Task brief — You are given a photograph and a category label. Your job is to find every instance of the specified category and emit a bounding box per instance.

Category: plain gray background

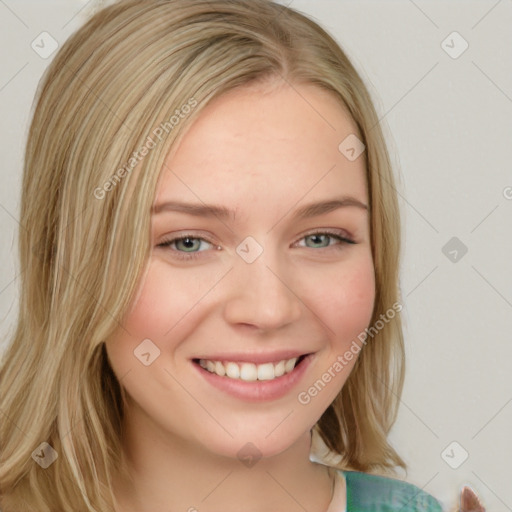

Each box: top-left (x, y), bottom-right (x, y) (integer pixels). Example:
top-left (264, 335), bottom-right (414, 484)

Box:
top-left (1, 1), bottom-right (511, 510)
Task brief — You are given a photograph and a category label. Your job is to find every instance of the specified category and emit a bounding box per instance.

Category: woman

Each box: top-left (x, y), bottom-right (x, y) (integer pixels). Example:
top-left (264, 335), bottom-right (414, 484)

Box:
top-left (0, 1), bottom-right (484, 510)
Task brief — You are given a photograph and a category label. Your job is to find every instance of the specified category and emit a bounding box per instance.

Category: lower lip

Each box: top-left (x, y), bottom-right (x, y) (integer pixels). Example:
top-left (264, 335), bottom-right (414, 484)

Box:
top-left (192, 354), bottom-right (313, 402)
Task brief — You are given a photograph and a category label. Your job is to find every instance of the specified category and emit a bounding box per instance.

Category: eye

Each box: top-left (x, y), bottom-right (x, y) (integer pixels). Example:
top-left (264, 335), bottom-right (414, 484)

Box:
top-left (297, 229), bottom-right (355, 250)
top-left (157, 234), bottom-right (216, 261)
top-left (156, 229), bottom-right (356, 262)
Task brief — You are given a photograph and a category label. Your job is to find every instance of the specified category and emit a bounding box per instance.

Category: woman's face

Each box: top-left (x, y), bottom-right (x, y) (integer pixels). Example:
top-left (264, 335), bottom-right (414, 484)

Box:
top-left (105, 81), bottom-right (375, 459)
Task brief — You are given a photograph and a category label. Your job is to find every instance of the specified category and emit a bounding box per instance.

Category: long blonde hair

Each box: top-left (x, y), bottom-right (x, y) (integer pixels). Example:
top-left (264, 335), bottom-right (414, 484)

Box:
top-left (0, 1), bottom-right (405, 510)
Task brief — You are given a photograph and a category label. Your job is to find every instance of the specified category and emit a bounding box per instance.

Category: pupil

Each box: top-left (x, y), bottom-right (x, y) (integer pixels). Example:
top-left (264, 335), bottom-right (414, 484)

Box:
top-left (310, 235), bottom-right (324, 247)
top-left (182, 238), bottom-right (196, 251)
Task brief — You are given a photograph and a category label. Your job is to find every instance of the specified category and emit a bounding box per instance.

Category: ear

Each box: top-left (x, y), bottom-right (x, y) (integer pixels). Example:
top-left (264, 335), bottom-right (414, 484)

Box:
top-left (460, 486), bottom-right (485, 512)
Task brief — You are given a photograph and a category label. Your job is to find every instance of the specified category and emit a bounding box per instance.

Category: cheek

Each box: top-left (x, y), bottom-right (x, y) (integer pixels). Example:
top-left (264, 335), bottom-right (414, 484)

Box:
top-left (105, 257), bottom-right (230, 376)
top-left (105, 260), bottom-right (189, 367)
top-left (310, 253), bottom-right (375, 343)
top-left (119, 259), bottom-right (210, 337)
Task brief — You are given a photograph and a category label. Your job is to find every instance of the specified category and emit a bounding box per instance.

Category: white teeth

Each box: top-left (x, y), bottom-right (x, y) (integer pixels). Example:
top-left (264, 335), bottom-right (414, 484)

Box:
top-left (284, 357), bottom-right (297, 373)
top-left (198, 356), bottom-right (302, 381)
top-left (225, 362), bottom-right (240, 379)
top-left (214, 361), bottom-right (225, 376)
top-left (257, 363), bottom-right (274, 381)
top-left (274, 360), bottom-right (285, 377)
top-left (240, 363), bottom-right (257, 381)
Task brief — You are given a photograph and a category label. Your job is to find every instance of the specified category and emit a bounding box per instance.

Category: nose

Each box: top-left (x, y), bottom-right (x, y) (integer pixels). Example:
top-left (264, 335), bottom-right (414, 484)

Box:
top-left (222, 245), bottom-right (302, 332)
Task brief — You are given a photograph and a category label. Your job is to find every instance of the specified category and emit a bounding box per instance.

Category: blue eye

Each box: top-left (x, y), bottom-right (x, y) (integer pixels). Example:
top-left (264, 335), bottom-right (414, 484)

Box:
top-left (157, 235), bottom-right (215, 260)
top-left (157, 230), bottom-right (355, 261)
top-left (299, 232), bottom-right (355, 249)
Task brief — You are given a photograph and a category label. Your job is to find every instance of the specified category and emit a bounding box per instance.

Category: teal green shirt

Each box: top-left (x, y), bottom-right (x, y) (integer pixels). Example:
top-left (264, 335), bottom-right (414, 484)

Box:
top-left (343, 470), bottom-right (443, 511)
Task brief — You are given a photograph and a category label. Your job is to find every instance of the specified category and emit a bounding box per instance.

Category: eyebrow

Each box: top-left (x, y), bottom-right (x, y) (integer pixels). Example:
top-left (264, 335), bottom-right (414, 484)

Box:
top-left (152, 197), bottom-right (368, 220)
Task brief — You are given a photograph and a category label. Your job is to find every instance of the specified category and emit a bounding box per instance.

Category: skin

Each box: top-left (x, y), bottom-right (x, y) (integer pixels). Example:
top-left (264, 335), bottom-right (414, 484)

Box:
top-left (106, 79), bottom-right (375, 512)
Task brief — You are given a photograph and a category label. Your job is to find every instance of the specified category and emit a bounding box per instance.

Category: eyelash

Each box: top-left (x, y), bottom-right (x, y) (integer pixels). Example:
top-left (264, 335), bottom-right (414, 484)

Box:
top-left (157, 229), bottom-right (356, 261)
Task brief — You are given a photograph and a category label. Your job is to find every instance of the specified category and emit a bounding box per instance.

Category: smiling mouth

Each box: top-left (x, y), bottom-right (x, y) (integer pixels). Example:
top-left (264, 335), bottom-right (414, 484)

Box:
top-left (192, 355), bottom-right (308, 382)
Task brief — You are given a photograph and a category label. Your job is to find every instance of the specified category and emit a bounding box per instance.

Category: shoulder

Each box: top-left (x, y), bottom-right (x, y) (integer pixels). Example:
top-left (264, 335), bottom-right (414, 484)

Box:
top-left (342, 470), bottom-right (443, 511)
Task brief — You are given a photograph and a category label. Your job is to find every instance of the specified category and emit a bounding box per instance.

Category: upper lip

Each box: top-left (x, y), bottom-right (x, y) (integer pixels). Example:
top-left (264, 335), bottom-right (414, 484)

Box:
top-left (193, 350), bottom-right (310, 365)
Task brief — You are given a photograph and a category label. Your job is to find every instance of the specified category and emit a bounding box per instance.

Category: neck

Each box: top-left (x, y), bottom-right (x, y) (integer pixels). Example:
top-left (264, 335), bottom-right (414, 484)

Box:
top-left (112, 401), bottom-right (334, 512)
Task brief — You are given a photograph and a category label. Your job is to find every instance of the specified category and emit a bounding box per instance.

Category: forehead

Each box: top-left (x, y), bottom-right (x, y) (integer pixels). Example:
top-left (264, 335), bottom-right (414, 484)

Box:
top-left (155, 82), bottom-right (367, 218)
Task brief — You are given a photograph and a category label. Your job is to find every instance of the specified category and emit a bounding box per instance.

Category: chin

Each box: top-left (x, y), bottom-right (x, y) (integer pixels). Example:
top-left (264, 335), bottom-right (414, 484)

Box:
top-left (195, 417), bottom-right (314, 464)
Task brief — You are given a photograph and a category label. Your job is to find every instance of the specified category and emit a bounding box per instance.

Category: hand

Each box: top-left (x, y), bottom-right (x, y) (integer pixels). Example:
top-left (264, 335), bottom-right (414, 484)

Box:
top-left (459, 485), bottom-right (485, 512)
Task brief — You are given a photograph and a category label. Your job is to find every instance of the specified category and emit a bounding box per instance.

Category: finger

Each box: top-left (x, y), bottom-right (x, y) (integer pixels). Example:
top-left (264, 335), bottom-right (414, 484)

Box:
top-left (460, 486), bottom-right (485, 512)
